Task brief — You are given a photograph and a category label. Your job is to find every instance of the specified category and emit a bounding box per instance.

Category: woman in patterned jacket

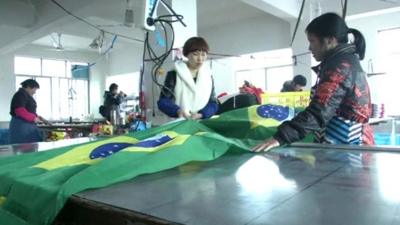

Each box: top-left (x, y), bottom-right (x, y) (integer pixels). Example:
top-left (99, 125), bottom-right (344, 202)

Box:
top-left (253, 12), bottom-right (374, 152)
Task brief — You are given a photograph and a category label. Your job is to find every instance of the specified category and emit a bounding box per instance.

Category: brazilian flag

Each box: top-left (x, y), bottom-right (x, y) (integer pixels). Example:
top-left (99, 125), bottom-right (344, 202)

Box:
top-left (0, 104), bottom-right (293, 225)
top-left (202, 105), bottom-right (313, 144)
top-left (202, 105), bottom-right (292, 144)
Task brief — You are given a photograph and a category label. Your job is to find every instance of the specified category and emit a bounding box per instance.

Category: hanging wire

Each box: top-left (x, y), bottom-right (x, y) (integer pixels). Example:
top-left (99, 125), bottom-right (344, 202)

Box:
top-left (70, 35), bottom-right (118, 74)
top-left (342, 0), bottom-right (348, 19)
top-left (160, 0), bottom-right (186, 27)
top-left (138, 0), bottom-right (187, 117)
top-left (51, 0), bottom-right (144, 43)
top-left (290, 0), bottom-right (307, 46)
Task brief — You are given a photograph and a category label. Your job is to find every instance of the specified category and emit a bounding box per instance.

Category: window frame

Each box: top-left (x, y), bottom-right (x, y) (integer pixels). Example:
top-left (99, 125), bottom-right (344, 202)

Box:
top-left (14, 56), bottom-right (90, 120)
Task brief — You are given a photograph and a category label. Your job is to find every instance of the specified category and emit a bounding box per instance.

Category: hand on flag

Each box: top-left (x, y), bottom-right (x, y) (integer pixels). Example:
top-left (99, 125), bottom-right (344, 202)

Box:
top-left (251, 137), bottom-right (280, 152)
top-left (177, 109), bottom-right (191, 119)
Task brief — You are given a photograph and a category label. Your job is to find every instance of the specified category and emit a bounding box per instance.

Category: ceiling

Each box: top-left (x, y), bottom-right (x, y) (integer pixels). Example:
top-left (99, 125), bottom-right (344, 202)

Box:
top-left (197, 0), bottom-right (267, 29)
top-left (1, 0), bottom-right (400, 54)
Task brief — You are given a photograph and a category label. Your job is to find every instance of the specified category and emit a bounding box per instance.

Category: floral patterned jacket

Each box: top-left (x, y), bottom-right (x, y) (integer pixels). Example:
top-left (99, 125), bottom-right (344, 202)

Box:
top-left (274, 44), bottom-right (374, 145)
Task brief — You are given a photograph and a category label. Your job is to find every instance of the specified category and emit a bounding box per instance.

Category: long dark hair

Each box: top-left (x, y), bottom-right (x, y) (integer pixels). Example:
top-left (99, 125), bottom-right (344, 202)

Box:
top-left (306, 12), bottom-right (366, 60)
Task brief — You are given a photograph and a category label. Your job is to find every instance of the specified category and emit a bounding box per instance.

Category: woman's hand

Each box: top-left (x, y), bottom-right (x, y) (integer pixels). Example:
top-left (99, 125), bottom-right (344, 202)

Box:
top-left (38, 116), bottom-right (52, 126)
top-left (119, 91), bottom-right (127, 97)
top-left (190, 112), bottom-right (203, 120)
top-left (177, 109), bottom-right (190, 119)
top-left (34, 117), bottom-right (43, 124)
top-left (251, 138), bottom-right (280, 152)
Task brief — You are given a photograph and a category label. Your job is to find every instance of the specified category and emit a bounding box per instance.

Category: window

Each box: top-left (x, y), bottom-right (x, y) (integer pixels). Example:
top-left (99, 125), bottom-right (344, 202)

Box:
top-left (233, 48), bottom-right (294, 92)
top-left (15, 75), bottom-right (32, 88)
top-left (42, 59), bottom-right (66, 77)
top-left (14, 57), bottom-right (41, 75)
top-left (373, 27), bottom-right (400, 115)
top-left (266, 66), bottom-right (293, 92)
top-left (14, 56), bottom-right (89, 120)
top-left (235, 69), bottom-right (266, 90)
top-left (35, 77), bottom-right (52, 119)
top-left (106, 72), bottom-right (140, 96)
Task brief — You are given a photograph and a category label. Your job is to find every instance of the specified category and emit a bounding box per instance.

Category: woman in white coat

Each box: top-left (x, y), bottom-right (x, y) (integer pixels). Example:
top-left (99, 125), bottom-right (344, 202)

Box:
top-left (158, 37), bottom-right (218, 120)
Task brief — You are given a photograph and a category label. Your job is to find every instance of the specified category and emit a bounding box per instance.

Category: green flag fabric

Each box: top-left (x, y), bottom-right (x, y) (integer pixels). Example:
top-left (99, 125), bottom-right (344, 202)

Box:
top-left (201, 105), bottom-right (282, 144)
top-left (0, 104), bottom-right (296, 225)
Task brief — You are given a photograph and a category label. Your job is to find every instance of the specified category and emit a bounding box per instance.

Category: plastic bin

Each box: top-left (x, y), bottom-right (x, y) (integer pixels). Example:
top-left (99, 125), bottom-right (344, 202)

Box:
top-left (374, 133), bottom-right (400, 145)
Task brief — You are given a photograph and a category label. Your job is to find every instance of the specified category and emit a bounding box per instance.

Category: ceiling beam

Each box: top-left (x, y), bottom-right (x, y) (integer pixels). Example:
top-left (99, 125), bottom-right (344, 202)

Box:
top-left (0, 0), bottom-right (37, 27)
top-left (0, 0), bottom-right (101, 55)
top-left (241, 0), bottom-right (301, 21)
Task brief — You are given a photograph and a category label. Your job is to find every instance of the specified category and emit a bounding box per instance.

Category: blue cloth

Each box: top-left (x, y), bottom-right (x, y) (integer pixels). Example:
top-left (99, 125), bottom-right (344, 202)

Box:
top-left (157, 97), bottom-right (180, 118)
top-left (9, 116), bottom-right (43, 144)
top-left (198, 101), bottom-right (218, 119)
top-left (89, 134), bottom-right (174, 159)
top-left (256, 104), bottom-right (294, 121)
top-left (130, 120), bottom-right (147, 132)
top-left (157, 98), bottom-right (218, 119)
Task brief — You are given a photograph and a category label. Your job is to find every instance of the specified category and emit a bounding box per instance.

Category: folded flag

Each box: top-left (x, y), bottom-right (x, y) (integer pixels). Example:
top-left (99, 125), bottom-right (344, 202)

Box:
top-left (315, 116), bottom-right (363, 144)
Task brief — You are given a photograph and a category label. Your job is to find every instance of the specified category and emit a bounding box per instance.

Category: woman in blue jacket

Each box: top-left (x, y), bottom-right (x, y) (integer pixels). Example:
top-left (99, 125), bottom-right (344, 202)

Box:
top-left (158, 37), bottom-right (218, 120)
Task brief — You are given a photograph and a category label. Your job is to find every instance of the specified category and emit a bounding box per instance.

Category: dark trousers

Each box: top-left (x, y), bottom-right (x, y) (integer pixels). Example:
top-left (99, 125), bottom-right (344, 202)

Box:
top-left (9, 116), bottom-right (43, 144)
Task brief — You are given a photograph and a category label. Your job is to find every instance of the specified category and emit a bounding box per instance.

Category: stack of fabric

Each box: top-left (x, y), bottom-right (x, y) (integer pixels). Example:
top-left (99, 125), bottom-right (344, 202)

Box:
top-left (325, 116), bottom-right (363, 144)
top-left (371, 103), bottom-right (385, 118)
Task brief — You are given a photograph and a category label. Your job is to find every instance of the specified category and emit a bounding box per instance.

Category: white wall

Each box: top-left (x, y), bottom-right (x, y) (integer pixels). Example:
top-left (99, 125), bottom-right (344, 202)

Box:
top-left (291, 18), bottom-right (313, 90)
top-left (211, 58), bottom-right (236, 95)
top-left (347, 11), bottom-right (400, 73)
top-left (0, 53), bottom-right (16, 122)
top-left (199, 14), bottom-right (291, 94)
top-left (106, 44), bottom-right (143, 100)
top-left (108, 44), bottom-right (143, 76)
top-left (90, 57), bottom-right (108, 118)
top-left (348, 11), bottom-right (400, 112)
top-left (172, 0), bottom-right (197, 48)
top-left (200, 14), bottom-right (290, 56)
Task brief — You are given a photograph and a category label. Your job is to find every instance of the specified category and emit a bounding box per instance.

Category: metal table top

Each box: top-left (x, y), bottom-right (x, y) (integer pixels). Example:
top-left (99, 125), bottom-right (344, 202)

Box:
top-left (0, 137), bottom-right (97, 158)
top-left (73, 144), bottom-right (400, 225)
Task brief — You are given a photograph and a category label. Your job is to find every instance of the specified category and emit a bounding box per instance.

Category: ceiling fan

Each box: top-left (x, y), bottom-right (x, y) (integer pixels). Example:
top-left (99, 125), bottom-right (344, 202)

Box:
top-left (47, 33), bottom-right (80, 52)
top-left (50, 33), bottom-right (64, 51)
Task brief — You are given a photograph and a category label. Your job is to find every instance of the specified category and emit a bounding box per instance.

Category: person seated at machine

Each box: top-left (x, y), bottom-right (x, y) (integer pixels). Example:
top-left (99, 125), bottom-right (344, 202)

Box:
top-left (99, 83), bottom-right (126, 122)
top-left (281, 74), bottom-right (307, 92)
top-left (217, 81), bottom-right (263, 114)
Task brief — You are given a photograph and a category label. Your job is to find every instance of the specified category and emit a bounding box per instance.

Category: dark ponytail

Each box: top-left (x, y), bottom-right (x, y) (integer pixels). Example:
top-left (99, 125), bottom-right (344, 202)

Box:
top-left (306, 12), bottom-right (367, 60)
top-left (348, 28), bottom-right (366, 60)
